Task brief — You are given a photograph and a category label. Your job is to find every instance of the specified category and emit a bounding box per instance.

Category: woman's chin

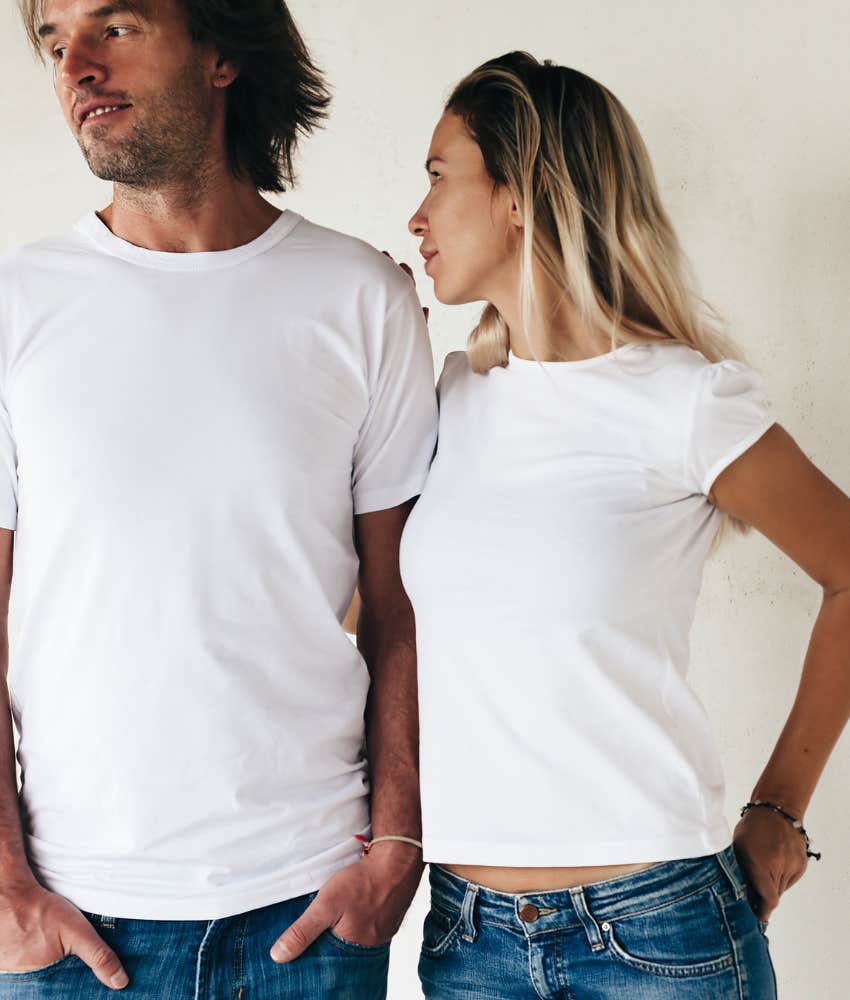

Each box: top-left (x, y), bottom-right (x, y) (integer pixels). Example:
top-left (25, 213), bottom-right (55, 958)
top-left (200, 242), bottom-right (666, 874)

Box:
top-left (432, 280), bottom-right (474, 306)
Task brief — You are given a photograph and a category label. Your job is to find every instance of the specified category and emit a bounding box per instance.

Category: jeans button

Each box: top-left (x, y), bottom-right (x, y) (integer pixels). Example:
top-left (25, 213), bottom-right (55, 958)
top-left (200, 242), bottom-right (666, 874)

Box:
top-left (519, 903), bottom-right (540, 923)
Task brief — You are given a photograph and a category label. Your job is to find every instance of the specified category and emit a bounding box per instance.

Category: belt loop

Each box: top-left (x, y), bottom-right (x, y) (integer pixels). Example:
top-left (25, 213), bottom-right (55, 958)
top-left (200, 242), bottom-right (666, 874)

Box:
top-left (716, 846), bottom-right (745, 899)
top-left (569, 886), bottom-right (605, 952)
top-left (459, 882), bottom-right (479, 943)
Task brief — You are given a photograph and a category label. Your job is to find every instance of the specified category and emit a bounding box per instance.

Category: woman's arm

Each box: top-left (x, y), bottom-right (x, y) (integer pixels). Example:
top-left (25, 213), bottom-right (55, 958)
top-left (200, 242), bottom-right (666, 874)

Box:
top-left (709, 422), bottom-right (850, 920)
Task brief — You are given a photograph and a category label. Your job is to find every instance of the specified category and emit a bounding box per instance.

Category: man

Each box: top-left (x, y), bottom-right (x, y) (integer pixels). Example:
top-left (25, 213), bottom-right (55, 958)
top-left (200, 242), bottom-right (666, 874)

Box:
top-left (0, 1), bottom-right (437, 996)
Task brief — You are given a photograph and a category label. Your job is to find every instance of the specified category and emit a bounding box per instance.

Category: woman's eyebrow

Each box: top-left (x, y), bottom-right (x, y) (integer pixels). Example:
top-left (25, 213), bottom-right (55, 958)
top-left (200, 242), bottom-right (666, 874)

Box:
top-left (38, 1), bottom-right (148, 41)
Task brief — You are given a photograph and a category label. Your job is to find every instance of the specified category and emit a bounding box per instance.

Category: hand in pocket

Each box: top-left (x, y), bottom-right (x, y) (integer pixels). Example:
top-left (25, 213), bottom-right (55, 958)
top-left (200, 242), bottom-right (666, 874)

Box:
top-left (0, 882), bottom-right (129, 990)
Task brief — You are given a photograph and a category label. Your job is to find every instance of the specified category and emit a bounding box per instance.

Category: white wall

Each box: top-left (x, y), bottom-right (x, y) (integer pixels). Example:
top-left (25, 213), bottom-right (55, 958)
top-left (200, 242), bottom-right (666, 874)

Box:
top-left (2, 1), bottom-right (849, 997)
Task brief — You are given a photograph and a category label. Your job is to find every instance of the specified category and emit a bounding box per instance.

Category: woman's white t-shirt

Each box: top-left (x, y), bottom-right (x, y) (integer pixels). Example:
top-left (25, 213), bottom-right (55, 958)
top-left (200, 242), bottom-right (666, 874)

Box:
top-left (400, 341), bottom-right (776, 866)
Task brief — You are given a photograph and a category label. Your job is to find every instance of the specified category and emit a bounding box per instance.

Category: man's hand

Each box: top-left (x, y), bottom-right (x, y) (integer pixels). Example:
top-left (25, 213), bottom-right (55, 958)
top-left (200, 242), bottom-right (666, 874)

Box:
top-left (0, 881), bottom-right (129, 989)
top-left (269, 844), bottom-right (423, 962)
top-left (732, 807), bottom-right (809, 922)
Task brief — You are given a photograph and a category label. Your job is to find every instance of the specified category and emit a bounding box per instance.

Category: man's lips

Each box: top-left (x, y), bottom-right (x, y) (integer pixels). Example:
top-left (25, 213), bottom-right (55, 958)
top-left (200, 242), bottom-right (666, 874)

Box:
top-left (76, 101), bottom-right (133, 126)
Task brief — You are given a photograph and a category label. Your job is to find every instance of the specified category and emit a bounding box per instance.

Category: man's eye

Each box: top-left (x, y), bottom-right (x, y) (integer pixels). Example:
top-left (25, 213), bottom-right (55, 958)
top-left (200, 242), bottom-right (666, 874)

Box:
top-left (51, 26), bottom-right (131, 60)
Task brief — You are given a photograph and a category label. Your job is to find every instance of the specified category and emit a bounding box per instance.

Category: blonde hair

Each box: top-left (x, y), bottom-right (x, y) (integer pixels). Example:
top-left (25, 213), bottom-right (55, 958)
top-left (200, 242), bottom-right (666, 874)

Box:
top-left (447, 52), bottom-right (752, 542)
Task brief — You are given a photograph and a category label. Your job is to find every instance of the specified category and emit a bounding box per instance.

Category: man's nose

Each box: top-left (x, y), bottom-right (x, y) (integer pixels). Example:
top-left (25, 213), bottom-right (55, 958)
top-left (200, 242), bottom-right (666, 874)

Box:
top-left (59, 44), bottom-right (107, 90)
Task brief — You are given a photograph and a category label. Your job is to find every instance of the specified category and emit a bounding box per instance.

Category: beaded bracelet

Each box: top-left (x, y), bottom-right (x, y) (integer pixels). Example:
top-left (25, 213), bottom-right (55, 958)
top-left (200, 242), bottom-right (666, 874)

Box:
top-left (354, 834), bottom-right (423, 857)
top-left (740, 800), bottom-right (822, 860)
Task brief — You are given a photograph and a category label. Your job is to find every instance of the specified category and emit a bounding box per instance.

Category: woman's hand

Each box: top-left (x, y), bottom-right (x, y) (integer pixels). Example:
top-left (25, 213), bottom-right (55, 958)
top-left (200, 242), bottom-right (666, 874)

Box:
top-left (732, 806), bottom-right (809, 922)
top-left (382, 251), bottom-right (430, 322)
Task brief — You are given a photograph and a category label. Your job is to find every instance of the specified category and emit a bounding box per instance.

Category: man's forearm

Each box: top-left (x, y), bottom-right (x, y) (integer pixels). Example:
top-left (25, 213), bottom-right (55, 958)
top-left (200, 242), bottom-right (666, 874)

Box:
top-left (359, 601), bottom-right (422, 841)
top-left (0, 635), bottom-right (38, 895)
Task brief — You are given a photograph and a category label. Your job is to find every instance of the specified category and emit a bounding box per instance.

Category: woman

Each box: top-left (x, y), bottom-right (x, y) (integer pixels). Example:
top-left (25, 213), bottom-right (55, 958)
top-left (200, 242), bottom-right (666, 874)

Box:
top-left (399, 52), bottom-right (850, 999)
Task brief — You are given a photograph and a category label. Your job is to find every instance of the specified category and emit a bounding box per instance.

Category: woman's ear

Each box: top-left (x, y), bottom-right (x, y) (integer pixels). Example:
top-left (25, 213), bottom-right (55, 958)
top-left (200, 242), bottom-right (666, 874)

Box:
top-left (506, 188), bottom-right (524, 230)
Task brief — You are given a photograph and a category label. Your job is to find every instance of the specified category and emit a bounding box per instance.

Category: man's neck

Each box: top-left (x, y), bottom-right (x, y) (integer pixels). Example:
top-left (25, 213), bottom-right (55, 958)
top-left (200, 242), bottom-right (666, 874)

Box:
top-left (97, 175), bottom-right (283, 254)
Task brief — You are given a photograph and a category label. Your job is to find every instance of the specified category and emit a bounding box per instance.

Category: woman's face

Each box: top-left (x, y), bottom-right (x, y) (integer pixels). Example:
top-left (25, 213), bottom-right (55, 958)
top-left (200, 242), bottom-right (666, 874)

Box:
top-left (408, 111), bottom-right (520, 306)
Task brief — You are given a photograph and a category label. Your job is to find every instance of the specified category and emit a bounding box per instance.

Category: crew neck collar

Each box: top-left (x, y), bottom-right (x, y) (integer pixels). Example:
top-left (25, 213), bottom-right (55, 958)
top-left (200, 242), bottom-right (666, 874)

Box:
top-left (507, 342), bottom-right (643, 369)
top-left (74, 209), bottom-right (302, 271)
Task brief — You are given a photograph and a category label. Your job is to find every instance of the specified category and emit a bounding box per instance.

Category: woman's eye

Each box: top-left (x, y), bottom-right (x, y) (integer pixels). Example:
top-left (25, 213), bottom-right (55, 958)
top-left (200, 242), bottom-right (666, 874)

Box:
top-left (429, 171), bottom-right (442, 183)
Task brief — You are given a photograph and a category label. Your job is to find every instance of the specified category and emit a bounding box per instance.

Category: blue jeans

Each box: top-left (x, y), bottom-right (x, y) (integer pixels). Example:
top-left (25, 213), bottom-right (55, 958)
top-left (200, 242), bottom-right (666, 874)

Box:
top-left (0, 891), bottom-right (388, 998)
top-left (419, 844), bottom-right (777, 999)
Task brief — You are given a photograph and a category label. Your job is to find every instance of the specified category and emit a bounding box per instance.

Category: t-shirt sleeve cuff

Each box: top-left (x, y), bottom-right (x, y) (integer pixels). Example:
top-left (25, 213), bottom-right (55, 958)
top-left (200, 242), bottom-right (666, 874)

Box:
top-left (353, 474), bottom-right (429, 516)
top-left (699, 417), bottom-right (777, 496)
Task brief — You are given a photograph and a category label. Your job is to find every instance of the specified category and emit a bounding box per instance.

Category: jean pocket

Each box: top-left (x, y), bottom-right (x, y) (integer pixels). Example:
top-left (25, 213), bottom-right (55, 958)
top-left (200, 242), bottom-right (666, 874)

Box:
top-left (0, 954), bottom-right (83, 980)
top-left (324, 928), bottom-right (390, 956)
top-left (603, 884), bottom-right (736, 979)
top-left (420, 902), bottom-right (463, 958)
top-left (722, 856), bottom-right (770, 933)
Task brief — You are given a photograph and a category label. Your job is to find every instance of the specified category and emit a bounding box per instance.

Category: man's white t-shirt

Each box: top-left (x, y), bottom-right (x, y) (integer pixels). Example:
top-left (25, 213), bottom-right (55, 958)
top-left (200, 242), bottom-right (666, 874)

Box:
top-left (0, 209), bottom-right (438, 919)
top-left (400, 342), bottom-right (776, 866)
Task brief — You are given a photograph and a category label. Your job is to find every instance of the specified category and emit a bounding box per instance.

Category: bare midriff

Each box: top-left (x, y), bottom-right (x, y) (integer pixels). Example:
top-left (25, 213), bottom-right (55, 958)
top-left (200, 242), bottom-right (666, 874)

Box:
top-left (440, 861), bottom-right (659, 893)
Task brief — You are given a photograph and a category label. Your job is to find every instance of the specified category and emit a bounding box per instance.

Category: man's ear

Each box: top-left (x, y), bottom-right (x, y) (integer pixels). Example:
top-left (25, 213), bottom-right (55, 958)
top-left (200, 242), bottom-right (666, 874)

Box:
top-left (212, 55), bottom-right (241, 88)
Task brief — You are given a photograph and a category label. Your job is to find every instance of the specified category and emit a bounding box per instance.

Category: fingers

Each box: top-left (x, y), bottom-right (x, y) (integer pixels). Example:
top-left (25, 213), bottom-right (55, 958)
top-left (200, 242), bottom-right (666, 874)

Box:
top-left (380, 252), bottom-right (430, 326)
top-left (69, 919), bottom-right (129, 990)
top-left (270, 896), bottom-right (336, 963)
top-left (754, 882), bottom-right (780, 922)
top-left (381, 250), bottom-right (416, 285)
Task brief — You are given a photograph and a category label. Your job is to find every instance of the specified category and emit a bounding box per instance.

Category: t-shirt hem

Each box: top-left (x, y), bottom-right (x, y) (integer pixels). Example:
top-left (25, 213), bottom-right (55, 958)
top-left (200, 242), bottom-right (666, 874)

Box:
top-left (353, 474), bottom-right (428, 515)
top-left (700, 418), bottom-right (777, 496)
top-left (37, 852), bottom-right (361, 921)
top-left (423, 823), bottom-right (732, 867)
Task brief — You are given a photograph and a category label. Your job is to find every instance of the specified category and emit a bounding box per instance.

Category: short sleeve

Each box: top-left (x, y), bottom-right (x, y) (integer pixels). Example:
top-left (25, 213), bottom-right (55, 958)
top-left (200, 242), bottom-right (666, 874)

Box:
top-left (435, 350), bottom-right (466, 404)
top-left (682, 358), bottom-right (776, 497)
top-left (0, 395), bottom-right (18, 530)
top-left (352, 284), bottom-right (438, 515)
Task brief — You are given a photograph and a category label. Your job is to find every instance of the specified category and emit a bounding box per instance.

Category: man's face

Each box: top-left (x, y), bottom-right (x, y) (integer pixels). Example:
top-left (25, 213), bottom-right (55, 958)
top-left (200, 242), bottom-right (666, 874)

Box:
top-left (39, 0), bottom-right (223, 186)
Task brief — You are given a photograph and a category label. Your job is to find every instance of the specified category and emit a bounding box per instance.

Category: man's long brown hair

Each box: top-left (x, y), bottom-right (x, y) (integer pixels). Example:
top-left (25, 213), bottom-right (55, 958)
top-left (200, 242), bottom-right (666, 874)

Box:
top-left (18, 0), bottom-right (331, 193)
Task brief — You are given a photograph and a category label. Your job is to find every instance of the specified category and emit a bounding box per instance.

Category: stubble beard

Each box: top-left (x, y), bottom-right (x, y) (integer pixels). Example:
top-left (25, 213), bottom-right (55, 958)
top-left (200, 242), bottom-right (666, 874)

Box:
top-left (78, 60), bottom-right (215, 189)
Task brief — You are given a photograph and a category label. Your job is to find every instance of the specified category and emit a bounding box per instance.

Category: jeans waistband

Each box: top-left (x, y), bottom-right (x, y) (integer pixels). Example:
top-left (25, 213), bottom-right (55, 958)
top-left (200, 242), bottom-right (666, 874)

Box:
top-left (429, 844), bottom-right (746, 947)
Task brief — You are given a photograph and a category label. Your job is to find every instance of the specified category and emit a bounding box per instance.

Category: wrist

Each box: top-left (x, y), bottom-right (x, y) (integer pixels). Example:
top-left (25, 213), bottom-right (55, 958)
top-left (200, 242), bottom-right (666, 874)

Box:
top-left (357, 835), bottom-right (423, 870)
top-left (0, 869), bottom-right (40, 903)
top-left (740, 799), bottom-right (822, 860)
top-left (749, 789), bottom-right (807, 820)
top-left (356, 833), bottom-right (422, 853)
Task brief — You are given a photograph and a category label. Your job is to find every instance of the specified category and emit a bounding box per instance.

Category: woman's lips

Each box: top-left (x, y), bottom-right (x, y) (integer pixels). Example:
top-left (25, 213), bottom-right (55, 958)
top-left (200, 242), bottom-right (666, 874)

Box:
top-left (423, 252), bottom-right (439, 274)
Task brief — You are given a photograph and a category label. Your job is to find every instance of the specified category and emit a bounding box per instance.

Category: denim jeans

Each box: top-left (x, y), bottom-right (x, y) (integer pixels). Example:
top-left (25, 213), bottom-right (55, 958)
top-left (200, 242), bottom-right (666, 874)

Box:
top-left (0, 890), bottom-right (388, 999)
top-left (419, 844), bottom-right (777, 999)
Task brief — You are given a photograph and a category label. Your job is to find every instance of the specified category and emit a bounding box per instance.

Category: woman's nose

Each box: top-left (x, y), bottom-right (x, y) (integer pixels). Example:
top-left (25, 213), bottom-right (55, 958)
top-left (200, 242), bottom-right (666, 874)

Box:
top-left (408, 206), bottom-right (428, 237)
